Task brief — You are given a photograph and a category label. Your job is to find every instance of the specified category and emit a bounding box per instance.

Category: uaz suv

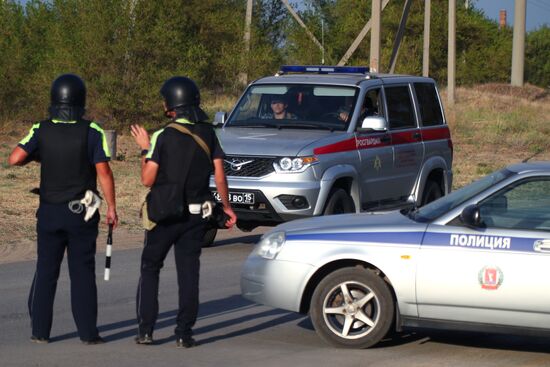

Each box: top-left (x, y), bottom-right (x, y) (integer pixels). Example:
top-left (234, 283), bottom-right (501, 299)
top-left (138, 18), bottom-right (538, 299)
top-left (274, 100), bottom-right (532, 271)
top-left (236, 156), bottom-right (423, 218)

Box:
top-left (211, 65), bottom-right (453, 233)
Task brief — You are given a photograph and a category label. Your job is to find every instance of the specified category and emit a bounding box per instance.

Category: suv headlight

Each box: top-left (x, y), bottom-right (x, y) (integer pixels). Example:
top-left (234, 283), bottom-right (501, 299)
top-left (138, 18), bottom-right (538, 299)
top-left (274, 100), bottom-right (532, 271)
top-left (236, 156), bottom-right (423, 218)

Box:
top-left (274, 156), bottom-right (318, 173)
top-left (257, 232), bottom-right (286, 259)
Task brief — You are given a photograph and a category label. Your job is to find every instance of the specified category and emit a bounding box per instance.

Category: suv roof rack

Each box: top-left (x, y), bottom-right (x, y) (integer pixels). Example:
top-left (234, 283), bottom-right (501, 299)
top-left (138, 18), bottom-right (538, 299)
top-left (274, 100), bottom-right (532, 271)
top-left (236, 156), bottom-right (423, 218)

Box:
top-left (277, 65), bottom-right (369, 75)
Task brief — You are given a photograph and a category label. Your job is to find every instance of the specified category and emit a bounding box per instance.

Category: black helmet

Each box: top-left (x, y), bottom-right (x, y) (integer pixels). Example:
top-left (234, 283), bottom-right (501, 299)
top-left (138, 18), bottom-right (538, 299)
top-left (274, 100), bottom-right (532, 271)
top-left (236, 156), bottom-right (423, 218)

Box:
top-left (160, 76), bottom-right (201, 110)
top-left (50, 74), bottom-right (86, 107)
top-left (160, 76), bottom-right (208, 122)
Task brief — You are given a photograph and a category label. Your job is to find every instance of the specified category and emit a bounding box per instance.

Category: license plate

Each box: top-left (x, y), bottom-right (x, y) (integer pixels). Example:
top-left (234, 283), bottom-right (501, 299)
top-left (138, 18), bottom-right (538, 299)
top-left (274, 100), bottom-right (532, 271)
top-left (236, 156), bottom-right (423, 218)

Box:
top-left (213, 191), bottom-right (255, 205)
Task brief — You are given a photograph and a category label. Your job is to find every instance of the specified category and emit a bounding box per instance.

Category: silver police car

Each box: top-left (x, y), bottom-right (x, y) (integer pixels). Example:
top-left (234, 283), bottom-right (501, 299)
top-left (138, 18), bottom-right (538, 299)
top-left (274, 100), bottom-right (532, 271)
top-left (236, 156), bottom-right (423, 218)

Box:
top-left (241, 162), bottom-right (550, 348)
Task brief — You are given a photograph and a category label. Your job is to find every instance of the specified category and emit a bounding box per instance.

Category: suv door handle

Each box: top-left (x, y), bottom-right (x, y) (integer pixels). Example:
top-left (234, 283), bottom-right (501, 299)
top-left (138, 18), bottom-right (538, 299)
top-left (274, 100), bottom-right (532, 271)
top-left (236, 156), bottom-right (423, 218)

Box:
top-left (413, 132), bottom-right (422, 140)
top-left (534, 240), bottom-right (550, 252)
top-left (381, 135), bottom-right (391, 143)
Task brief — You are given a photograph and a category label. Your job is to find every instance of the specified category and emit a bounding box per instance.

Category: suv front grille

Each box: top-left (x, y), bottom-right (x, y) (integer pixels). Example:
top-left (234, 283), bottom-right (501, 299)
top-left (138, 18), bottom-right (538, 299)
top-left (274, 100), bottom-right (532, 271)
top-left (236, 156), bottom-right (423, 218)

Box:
top-left (223, 156), bottom-right (276, 177)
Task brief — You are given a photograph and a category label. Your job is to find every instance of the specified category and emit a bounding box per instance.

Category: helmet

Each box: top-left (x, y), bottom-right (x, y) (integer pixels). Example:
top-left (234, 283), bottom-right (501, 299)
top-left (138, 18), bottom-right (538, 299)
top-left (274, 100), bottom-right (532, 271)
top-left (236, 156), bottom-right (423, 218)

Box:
top-left (50, 74), bottom-right (86, 107)
top-left (160, 76), bottom-right (201, 110)
top-left (160, 76), bottom-right (208, 123)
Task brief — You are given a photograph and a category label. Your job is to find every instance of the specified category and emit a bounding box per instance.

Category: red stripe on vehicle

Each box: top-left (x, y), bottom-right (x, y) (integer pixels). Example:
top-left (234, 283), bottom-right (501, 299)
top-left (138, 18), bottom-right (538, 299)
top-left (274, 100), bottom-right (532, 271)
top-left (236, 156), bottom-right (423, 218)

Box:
top-left (390, 129), bottom-right (421, 145)
top-left (421, 126), bottom-right (451, 141)
top-left (313, 138), bottom-right (357, 155)
top-left (314, 134), bottom-right (392, 155)
top-left (313, 126), bottom-right (451, 155)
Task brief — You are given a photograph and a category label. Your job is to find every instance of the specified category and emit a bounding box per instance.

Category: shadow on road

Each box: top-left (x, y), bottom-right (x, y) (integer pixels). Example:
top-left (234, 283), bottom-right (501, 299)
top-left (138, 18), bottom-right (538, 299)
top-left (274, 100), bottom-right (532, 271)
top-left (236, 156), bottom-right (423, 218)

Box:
top-left (49, 294), bottom-right (302, 345)
top-left (416, 329), bottom-right (550, 354)
top-left (211, 234), bottom-right (262, 248)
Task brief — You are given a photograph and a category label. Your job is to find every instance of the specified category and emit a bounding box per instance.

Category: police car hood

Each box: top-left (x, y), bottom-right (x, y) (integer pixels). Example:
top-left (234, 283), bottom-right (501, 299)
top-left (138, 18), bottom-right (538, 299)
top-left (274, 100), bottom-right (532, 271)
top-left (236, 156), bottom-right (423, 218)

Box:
top-left (270, 210), bottom-right (428, 237)
top-left (217, 127), bottom-right (333, 156)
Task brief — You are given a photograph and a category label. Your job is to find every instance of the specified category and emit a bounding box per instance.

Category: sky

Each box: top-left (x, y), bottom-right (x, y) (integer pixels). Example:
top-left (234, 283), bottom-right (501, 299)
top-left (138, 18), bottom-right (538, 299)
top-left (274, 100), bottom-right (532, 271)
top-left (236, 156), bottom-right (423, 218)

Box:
top-left (472, 0), bottom-right (549, 31)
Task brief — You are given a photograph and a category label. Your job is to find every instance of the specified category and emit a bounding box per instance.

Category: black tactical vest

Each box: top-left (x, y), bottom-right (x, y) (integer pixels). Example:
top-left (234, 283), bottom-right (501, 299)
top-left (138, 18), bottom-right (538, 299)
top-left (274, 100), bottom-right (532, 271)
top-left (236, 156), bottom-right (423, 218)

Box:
top-left (38, 119), bottom-right (97, 204)
top-left (152, 123), bottom-right (214, 205)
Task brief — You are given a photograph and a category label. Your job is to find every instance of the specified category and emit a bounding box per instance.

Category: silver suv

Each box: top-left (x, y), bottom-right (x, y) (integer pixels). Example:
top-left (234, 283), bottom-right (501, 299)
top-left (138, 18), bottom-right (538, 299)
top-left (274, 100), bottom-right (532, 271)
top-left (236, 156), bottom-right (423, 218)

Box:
top-left (211, 65), bottom-right (453, 231)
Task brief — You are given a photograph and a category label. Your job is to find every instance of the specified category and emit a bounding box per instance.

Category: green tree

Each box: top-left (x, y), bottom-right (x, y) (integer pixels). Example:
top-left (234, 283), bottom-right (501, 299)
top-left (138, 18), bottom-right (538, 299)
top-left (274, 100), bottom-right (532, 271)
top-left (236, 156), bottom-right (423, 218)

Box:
top-left (526, 26), bottom-right (550, 88)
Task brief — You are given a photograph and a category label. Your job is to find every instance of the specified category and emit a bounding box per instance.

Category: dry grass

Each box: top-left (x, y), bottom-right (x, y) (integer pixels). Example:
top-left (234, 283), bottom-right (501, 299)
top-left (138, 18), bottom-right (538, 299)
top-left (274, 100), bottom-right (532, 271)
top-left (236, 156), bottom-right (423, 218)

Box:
top-left (442, 84), bottom-right (550, 187)
top-left (1, 84), bottom-right (549, 248)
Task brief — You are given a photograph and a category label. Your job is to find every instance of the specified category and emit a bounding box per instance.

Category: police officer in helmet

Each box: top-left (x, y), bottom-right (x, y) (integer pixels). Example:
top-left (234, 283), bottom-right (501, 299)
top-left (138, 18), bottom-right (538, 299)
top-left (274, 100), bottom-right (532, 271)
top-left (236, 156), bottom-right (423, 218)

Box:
top-left (131, 76), bottom-right (236, 347)
top-left (8, 73), bottom-right (118, 344)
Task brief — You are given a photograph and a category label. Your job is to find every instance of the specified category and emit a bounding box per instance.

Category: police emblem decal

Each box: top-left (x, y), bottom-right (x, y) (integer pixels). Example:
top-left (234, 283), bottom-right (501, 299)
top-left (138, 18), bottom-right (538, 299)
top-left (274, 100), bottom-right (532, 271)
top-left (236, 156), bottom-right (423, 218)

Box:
top-left (373, 155), bottom-right (382, 171)
top-left (478, 266), bottom-right (504, 290)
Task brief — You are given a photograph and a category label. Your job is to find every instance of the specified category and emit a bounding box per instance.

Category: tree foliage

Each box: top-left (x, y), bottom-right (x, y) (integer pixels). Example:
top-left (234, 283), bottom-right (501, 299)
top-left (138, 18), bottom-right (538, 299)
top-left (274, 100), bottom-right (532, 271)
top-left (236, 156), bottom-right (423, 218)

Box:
top-left (0, 0), bottom-right (548, 126)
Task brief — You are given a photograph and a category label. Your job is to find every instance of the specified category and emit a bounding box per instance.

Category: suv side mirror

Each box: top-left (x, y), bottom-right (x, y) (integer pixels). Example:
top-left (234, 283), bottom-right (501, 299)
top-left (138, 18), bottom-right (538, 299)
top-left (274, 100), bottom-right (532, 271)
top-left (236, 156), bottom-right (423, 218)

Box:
top-left (358, 116), bottom-right (388, 132)
top-left (460, 204), bottom-right (483, 228)
top-left (214, 111), bottom-right (227, 127)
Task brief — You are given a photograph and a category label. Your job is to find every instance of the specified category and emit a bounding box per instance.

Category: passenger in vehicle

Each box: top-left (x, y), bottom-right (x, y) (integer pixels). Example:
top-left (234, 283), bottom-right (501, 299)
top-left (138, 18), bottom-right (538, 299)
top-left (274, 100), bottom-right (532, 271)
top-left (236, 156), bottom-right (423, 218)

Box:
top-left (340, 97), bottom-right (377, 123)
top-left (262, 95), bottom-right (298, 120)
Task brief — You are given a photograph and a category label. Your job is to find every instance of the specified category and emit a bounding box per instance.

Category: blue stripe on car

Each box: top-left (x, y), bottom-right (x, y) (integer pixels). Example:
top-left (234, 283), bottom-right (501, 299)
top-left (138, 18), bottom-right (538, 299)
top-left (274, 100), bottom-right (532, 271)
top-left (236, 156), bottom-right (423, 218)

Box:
top-left (286, 232), bottom-right (424, 245)
top-left (287, 231), bottom-right (541, 253)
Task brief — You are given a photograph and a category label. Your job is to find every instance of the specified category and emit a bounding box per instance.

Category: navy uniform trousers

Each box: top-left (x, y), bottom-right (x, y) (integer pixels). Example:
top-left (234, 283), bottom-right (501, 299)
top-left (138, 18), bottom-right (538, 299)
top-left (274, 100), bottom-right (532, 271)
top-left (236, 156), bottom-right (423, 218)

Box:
top-left (28, 202), bottom-right (100, 341)
top-left (136, 214), bottom-right (206, 338)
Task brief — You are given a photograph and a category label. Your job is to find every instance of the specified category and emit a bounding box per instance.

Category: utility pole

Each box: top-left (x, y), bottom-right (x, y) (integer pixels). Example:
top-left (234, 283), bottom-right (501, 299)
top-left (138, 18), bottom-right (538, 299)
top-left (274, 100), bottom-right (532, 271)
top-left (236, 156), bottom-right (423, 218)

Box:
top-left (423, 0), bottom-right (431, 77)
top-left (239, 0), bottom-right (253, 86)
top-left (337, 0), bottom-right (390, 66)
top-left (281, 0), bottom-right (325, 55)
top-left (447, 0), bottom-right (456, 106)
top-left (511, 0), bottom-right (526, 87)
top-left (448, 0), bottom-right (456, 106)
top-left (370, 0), bottom-right (381, 72)
top-left (389, 0), bottom-right (413, 74)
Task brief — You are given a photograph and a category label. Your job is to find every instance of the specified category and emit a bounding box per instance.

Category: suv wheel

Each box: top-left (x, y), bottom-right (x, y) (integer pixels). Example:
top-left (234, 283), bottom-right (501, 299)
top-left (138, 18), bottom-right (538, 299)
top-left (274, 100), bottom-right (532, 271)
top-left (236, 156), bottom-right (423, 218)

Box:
top-left (202, 226), bottom-right (217, 247)
top-left (237, 221), bottom-right (258, 232)
top-left (323, 188), bottom-right (355, 215)
top-left (310, 267), bottom-right (394, 348)
top-left (421, 180), bottom-right (442, 206)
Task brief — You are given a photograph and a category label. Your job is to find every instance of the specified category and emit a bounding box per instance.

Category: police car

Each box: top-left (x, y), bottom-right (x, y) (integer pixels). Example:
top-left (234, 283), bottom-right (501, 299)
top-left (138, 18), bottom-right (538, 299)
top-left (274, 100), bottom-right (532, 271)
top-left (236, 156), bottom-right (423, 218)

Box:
top-left (240, 162), bottom-right (550, 348)
top-left (211, 65), bottom-right (453, 234)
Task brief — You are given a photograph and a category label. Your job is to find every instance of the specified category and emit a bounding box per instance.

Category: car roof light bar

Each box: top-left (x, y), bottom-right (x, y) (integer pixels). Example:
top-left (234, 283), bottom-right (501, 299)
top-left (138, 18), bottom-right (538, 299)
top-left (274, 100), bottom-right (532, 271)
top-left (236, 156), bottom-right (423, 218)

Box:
top-left (279, 65), bottom-right (369, 75)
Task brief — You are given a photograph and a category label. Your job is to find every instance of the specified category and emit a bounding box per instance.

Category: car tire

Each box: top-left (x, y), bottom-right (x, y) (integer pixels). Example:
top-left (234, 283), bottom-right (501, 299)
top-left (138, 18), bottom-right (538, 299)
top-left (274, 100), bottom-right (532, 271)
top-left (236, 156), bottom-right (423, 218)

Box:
top-left (421, 179), bottom-right (442, 206)
top-left (323, 188), bottom-right (355, 215)
top-left (202, 226), bottom-right (217, 247)
top-left (310, 267), bottom-right (394, 349)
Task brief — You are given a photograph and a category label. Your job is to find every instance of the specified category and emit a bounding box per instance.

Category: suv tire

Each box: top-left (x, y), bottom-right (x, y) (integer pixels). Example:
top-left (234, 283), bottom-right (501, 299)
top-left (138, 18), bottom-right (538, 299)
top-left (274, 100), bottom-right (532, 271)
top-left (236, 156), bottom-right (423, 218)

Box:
top-left (203, 226), bottom-right (217, 247)
top-left (310, 267), bottom-right (394, 348)
top-left (323, 188), bottom-right (355, 215)
top-left (421, 179), bottom-right (442, 206)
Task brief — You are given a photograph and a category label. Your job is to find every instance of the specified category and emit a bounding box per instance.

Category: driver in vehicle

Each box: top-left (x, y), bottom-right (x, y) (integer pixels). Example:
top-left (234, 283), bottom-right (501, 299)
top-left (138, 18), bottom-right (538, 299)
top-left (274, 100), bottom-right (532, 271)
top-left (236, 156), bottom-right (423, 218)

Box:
top-left (261, 95), bottom-right (297, 120)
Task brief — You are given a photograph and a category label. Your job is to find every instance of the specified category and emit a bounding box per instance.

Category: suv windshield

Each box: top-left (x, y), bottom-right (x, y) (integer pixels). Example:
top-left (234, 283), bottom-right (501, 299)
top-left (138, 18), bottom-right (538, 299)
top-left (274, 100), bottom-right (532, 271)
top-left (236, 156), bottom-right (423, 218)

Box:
top-left (409, 169), bottom-right (514, 222)
top-left (226, 84), bottom-right (359, 131)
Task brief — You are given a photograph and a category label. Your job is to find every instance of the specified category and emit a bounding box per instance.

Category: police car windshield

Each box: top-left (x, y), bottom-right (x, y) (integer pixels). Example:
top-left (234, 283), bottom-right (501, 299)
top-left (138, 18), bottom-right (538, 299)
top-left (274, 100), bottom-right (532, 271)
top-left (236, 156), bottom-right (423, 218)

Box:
top-left (227, 84), bottom-right (358, 131)
top-left (411, 169), bottom-right (514, 222)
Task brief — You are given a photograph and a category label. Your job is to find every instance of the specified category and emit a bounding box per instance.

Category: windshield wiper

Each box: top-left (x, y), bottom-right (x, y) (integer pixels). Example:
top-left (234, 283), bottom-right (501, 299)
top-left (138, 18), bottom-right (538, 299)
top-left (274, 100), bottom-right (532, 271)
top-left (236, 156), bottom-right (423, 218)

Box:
top-left (275, 123), bottom-right (336, 131)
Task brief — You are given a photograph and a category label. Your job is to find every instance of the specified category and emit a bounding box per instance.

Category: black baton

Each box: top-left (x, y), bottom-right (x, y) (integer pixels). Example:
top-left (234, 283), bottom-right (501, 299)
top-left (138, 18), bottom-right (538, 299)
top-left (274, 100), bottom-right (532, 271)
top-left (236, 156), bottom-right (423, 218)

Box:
top-left (104, 224), bottom-right (113, 281)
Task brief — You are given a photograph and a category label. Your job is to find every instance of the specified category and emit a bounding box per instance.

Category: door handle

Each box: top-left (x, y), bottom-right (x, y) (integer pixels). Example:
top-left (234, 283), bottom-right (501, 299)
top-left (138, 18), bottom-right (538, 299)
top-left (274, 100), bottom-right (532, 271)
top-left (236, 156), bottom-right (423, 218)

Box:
top-left (412, 132), bottom-right (422, 140)
top-left (380, 135), bottom-right (391, 143)
top-left (534, 240), bottom-right (550, 252)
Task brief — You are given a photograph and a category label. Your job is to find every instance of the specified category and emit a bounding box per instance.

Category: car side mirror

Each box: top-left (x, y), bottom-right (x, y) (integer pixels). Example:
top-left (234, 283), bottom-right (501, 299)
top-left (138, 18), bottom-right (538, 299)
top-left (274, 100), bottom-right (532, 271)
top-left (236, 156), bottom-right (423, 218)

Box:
top-left (460, 204), bottom-right (483, 228)
top-left (214, 111), bottom-right (227, 127)
top-left (358, 116), bottom-right (388, 132)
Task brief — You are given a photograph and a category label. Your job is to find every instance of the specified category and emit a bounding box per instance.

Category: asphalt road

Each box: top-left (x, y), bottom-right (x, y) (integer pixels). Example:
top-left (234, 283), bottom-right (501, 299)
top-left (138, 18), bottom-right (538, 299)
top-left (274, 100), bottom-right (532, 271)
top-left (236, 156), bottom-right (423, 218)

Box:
top-left (1, 230), bottom-right (550, 367)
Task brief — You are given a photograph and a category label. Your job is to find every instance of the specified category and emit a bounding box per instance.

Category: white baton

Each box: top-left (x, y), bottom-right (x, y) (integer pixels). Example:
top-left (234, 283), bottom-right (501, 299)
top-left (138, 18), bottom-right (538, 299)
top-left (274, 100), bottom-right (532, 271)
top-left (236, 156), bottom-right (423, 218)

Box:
top-left (104, 224), bottom-right (113, 281)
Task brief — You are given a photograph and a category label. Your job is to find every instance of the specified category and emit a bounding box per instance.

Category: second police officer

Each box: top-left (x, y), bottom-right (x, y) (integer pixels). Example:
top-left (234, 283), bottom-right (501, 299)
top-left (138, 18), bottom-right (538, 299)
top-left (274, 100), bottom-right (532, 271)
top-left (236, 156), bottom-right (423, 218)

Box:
top-left (131, 76), bottom-right (237, 348)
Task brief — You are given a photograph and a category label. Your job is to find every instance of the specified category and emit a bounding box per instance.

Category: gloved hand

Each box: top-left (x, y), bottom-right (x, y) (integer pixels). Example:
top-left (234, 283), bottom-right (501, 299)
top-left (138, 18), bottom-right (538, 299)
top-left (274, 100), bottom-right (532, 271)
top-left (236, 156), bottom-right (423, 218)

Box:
top-left (81, 190), bottom-right (102, 222)
top-left (201, 201), bottom-right (214, 219)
